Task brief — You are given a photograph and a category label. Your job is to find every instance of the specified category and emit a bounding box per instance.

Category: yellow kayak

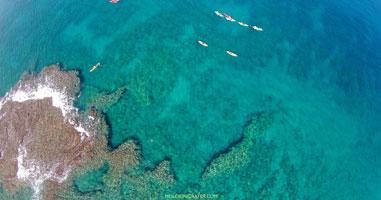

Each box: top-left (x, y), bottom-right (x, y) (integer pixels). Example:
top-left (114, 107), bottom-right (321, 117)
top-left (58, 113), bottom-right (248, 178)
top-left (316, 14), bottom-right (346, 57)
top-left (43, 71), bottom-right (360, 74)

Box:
top-left (90, 62), bottom-right (101, 72)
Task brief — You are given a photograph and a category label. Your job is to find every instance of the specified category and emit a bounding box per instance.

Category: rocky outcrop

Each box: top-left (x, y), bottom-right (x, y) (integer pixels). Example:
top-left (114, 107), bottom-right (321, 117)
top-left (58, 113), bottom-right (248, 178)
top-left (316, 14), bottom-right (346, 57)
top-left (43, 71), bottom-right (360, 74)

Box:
top-left (201, 112), bottom-right (274, 181)
top-left (0, 65), bottom-right (104, 199)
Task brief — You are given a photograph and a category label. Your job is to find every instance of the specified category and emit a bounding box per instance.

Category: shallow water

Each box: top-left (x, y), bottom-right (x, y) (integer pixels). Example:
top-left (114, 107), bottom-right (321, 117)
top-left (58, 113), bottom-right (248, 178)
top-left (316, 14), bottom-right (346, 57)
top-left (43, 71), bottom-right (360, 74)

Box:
top-left (0, 0), bottom-right (381, 199)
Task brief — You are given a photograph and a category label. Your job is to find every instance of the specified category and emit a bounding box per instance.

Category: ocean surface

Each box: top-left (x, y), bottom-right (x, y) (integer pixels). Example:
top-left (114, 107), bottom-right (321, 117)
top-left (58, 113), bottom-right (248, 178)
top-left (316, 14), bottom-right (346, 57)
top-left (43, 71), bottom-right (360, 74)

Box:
top-left (1, 0), bottom-right (381, 199)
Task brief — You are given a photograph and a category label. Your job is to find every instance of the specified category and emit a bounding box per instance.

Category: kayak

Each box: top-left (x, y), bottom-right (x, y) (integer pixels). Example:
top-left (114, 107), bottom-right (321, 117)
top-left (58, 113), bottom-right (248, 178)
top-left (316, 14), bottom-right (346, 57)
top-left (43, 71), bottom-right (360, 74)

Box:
top-left (226, 18), bottom-right (236, 22)
top-left (238, 22), bottom-right (249, 27)
top-left (223, 13), bottom-right (236, 22)
top-left (214, 11), bottom-right (224, 18)
top-left (198, 40), bottom-right (208, 47)
top-left (90, 62), bottom-right (101, 72)
top-left (252, 25), bottom-right (263, 31)
top-left (223, 13), bottom-right (232, 18)
top-left (226, 51), bottom-right (238, 57)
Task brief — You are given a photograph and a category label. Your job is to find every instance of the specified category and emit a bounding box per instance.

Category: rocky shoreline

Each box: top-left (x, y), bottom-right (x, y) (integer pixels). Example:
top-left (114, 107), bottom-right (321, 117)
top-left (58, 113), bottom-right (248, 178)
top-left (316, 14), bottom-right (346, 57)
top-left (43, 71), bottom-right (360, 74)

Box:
top-left (0, 65), bottom-right (176, 200)
top-left (0, 65), bottom-right (103, 199)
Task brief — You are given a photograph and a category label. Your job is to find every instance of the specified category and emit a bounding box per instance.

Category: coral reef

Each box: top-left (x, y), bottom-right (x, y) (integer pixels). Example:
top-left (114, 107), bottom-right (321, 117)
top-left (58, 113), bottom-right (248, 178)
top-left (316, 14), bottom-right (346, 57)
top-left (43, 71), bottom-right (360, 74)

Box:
top-left (75, 163), bottom-right (109, 193)
top-left (243, 112), bottom-right (274, 140)
top-left (128, 45), bottom-right (178, 107)
top-left (104, 43), bottom-right (179, 148)
top-left (87, 86), bottom-right (128, 112)
top-left (119, 161), bottom-right (175, 200)
top-left (56, 140), bottom-right (175, 200)
top-left (201, 112), bottom-right (274, 181)
top-left (150, 160), bottom-right (175, 185)
top-left (198, 117), bottom-right (334, 200)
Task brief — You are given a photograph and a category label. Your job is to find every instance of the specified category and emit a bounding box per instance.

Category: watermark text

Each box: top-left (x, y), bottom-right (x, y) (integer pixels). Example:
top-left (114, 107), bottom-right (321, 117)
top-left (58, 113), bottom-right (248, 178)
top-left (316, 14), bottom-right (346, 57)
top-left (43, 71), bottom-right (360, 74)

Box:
top-left (165, 193), bottom-right (219, 199)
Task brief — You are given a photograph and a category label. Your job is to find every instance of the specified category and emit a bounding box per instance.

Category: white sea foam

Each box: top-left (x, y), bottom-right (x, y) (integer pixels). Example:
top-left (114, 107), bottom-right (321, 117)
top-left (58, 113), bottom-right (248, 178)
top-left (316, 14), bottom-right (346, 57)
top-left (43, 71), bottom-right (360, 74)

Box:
top-left (17, 145), bottom-right (47, 200)
top-left (11, 84), bottom-right (71, 116)
top-left (74, 122), bottom-right (90, 141)
top-left (0, 92), bottom-right (10, 112)
top-left (0, 112), bottom-right (6, 120)
top-left (16, 145), bottom-right (31, 180)
top-left (0, 101), bottom-right (4, 112)
top-left (55, 165), bottom-right (73, 183)
top-left (17, 145), bottom-right (74, 200)
top-left (0, 78), bottom-right (92, 139)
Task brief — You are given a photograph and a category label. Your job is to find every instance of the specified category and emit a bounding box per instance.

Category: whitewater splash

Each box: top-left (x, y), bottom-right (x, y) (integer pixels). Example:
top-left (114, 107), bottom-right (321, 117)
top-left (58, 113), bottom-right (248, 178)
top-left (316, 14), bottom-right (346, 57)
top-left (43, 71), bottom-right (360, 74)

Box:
top-left (0, 75), bottom-right (91, 139)
top-left (17, 145), bottom-right (72, 199)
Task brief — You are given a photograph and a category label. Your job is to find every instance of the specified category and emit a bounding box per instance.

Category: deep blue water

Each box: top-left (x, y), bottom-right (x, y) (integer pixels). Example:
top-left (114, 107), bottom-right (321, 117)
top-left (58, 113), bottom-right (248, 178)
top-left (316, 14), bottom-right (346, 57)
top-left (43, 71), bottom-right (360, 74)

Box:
top-left (0, 0), bottom-right (381, 199)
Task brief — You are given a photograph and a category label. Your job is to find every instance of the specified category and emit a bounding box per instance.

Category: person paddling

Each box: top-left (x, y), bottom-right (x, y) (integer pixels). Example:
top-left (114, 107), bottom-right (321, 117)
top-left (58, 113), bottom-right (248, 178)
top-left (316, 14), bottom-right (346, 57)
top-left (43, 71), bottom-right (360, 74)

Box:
top-left (90, 62), bottom-right (101, 72)
top-left (198, 40), bottom-right (208, 47)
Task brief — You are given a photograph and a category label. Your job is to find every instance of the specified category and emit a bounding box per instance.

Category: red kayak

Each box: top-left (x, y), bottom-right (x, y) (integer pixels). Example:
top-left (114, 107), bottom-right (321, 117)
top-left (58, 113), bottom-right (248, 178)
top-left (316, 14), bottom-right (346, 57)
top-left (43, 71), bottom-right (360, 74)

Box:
top-left (109, 0), bottom-right (119, 3)
top-left (223, 13), bottom-right (231, 18)
top-left (223, 13), bottom-right (236, 22)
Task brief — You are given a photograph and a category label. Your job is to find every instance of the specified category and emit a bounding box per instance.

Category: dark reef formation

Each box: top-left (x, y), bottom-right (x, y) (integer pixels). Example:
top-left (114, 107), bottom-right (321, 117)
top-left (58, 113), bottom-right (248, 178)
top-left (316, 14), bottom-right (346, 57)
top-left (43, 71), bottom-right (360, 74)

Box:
top-left (87, 86), bottom-right (128, 112)
top-left (56, 137), bottom-right (175, 200)
top-left (201, 112), bottom-right (274, 182)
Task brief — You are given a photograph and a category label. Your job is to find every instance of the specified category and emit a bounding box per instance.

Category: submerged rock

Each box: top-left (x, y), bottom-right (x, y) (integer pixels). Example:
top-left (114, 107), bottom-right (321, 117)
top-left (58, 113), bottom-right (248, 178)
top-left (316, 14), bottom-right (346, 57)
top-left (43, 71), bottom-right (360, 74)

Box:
top-left (57, 139), bottom-right (175, 200)
top-left (74, 162), bottom-right (110, 193)
top-left (87, 86), bottom-right (128, 112)
top-left (201, 112), bottom-right (274, 181)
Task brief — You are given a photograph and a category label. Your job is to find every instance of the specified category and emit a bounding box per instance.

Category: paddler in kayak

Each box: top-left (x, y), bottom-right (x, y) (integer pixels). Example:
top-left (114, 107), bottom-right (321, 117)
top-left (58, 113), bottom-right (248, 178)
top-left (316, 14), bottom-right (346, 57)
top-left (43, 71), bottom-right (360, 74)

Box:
top-left (90, 62), bottom-right (101, 72)
top-left (198, 40), bottom-right (208, 47)
top-left (252, 25), bottom-right (263, 31)
top-left (223, 13), bottom-right (236, 22)
top-left (238, 22), bottom-right (249, 27)
top-left (226, 50), bottom-right (238, 57)
top-left (214, 11), bottom-right (224, 18)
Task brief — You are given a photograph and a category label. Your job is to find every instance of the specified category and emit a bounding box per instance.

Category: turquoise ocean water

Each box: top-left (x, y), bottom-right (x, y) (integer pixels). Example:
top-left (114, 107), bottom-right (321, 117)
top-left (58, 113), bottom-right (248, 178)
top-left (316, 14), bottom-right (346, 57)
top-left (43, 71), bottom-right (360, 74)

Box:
top-left (0, 0), bottom-right (381, 199)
